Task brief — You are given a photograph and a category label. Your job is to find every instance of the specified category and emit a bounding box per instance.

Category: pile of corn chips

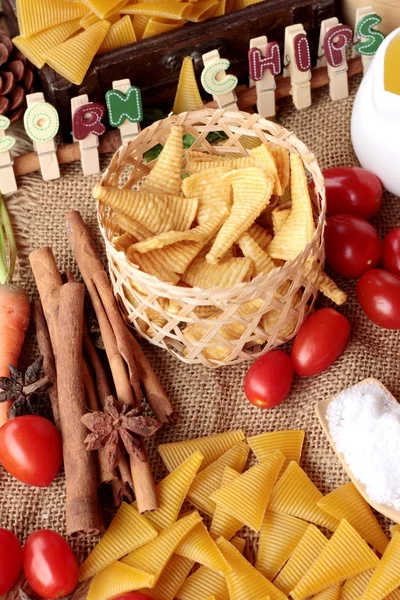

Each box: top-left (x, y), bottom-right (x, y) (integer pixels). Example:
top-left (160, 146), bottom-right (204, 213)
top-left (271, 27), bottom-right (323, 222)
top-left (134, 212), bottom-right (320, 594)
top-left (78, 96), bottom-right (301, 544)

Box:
top-left (78, 428), bottom-right (400, 600)
top-left (95, 124), bottom-right (346, 361)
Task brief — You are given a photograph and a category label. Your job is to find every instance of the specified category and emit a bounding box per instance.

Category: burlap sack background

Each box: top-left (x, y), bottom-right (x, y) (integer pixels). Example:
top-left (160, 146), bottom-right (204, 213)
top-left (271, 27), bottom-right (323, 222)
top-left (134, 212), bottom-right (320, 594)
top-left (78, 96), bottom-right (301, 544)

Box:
top-left (1, 74), bottom-right (400, 597)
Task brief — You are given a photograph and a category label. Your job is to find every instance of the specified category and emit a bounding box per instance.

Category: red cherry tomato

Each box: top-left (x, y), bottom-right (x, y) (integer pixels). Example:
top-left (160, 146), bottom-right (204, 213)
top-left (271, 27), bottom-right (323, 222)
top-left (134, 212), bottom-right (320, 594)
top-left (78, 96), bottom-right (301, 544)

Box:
top-left (0, 529), bottom-right (22, 594)
top-left (322, 166), bottom-right (382, 219)
top-left (0, 415), bottom-right (62, 487)
top-left (325, 214), bottom-right (382, 278)
top-left (291, 308), bottom-right (350, 376)
top-left (244, 350), bottom-right (293, 409)
top-left (23, 530), bottom-right (78, 599)
top-left (383, 227), bottom-right (400, 278)
top-left (357, 269), bottom-right (400, 330)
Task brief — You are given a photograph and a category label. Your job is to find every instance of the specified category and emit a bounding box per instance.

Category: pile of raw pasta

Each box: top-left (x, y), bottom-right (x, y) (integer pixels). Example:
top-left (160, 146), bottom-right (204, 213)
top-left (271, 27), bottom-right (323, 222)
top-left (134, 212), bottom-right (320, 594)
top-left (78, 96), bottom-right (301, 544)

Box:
top-left (78, 429), bottom-right (400, 600)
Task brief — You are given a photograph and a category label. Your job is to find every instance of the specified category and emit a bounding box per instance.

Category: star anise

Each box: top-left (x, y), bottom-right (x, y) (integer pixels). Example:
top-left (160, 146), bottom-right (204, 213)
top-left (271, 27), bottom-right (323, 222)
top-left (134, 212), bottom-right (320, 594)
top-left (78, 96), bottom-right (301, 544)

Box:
top-left (81, 396), bottom-right (162, 471)
top-left (0, 356), bottom-right (51, 419)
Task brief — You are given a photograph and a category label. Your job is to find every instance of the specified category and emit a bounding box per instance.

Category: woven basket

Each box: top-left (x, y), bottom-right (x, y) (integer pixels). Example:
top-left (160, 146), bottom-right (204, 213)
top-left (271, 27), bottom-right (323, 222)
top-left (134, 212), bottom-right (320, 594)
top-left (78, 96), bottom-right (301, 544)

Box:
top-left (97, 108), bottom-right (326, 368)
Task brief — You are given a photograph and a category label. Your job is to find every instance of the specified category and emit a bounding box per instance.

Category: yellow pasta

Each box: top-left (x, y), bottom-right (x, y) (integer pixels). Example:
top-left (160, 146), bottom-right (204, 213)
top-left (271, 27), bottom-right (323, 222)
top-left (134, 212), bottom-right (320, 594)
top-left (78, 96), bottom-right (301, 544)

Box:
top-left (98, 15), bottom-right (136, 53)
top-left (159, 430), bottom-right (245, 472)
top-left (80, 12), bottom-right (100, 28)
top-left (173, 56), bottom-right (204, 114)
top-left (82, 0), bottom-right (127, 18)
top-left (176, 562), bottom-right (230, 600)
top-left (13, 19), bottom-right (82, 68)
top-left (175, 520), bottom-right (230, 574)
top-left (132, 451), bottom-right (203, 531)
top-left (214, 0), bottom-right (228, 17)
top-left (251, 143), bottom-right (282, 195)
top-left (291, 520), bottom-right (380, 600)
top-left (247, 430), bottom-right (305, 470)
top-left (216, 536), bottom-right (288, 600)
top-left (44, 20), bottom-right (110, 85)
top-left (340, 570), bottom-right (374, 600)
top-left (186, 0), bottom-right (218, 21)
top-left (273, 525), bottom-right (328, 595)
top-left (132, 14), bottom-right (150, 39)
top-left (256, 510), bottom-right (309, 580)
top-left (317, 482), bottom-right (389, 555)
top-left (312, 583), bottom-right (342, 600)
top-left (187, 442), bottom-right (250, 516)
top-left (123, 1), bottom-right (193, 19)
top-left (268, 461), bottom-right (339, 531)
top-left (138, 554), bottom-right (194, 600)
top-left (121, 511), bottom-right (202, 583)
top-left (78, 502), bottom-right (157, 581)
top-left (391, 524), bottom-right (400, 536)
top-left (87, 562), bottom-right (155, 600)
top-left (16, 0), bottom-right (89, 37)
top-left (209, 468), bottom-right (244, 540)
top-left (142, 17), bottom-right (185, 38)
top-left (361, 532), bottom-right (400, 600)
top-left (210, 450), bottom-right (285, 532)
top-left (141, 125), bottom-right (184, 196)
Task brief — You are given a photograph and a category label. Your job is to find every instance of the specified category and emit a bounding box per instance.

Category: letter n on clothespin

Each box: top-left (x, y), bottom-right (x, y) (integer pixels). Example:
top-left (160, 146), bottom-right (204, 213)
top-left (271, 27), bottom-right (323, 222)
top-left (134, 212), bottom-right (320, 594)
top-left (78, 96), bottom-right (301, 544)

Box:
top-left (318, 19), bottom-right (353, 101)
top-left (24, 92), bottom-right (60, 181)
top-left (201, 49), bottom-right (238, 110)
top-left (106, 79), bottom-right (143, 145)
top-left (249, 36), bottom-right (280, 118)
top-left (71, 95), bottom-right (105, 176)
top-left (0, 116), bottom-right (17, 195)
top-left (284, 25), bottom-right (311, 110)
top-left (353, 6), bottom-right (385, 74)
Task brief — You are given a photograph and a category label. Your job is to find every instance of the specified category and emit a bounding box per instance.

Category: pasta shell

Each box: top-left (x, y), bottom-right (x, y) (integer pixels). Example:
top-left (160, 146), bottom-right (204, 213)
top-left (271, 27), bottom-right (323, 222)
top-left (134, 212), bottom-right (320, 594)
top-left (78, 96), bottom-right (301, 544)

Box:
top-left (98, 15), bottom-right (136, 53)
top-left (175, 520), bottom-right (230, 574)
top-left (139, 554), bottom-right (194, 600)
top-left (312, 583), bottom-right (342, 600)
top-left (141, 125), bottom-right (184, 196)
top-left (16, 0), bottom-right (88, 37)
top-left (209, 468), bottom-right (244, 540)
top-left (173, 56), bottom-right (204, 114)
top-left (340, 570), bottom-right (374, 600)
top-left (361, 532), bottom-right (400, 600)
top-left (87, 562), bottom-right (155, 600)
top-left (247, 430), bottom-right (305, 469)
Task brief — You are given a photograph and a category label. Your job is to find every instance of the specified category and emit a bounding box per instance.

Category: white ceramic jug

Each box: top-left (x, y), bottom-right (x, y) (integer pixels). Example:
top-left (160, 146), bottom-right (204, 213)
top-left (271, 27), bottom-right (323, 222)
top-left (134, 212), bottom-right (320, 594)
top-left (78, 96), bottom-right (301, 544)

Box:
top-left (351, 27), bottom-right (400, 196)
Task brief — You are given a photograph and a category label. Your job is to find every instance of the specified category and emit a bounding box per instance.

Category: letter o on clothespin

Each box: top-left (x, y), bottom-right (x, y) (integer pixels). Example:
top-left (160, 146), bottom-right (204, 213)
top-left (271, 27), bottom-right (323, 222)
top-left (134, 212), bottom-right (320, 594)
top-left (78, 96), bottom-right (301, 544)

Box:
top-left (24, 102), bottom-right (59, 143)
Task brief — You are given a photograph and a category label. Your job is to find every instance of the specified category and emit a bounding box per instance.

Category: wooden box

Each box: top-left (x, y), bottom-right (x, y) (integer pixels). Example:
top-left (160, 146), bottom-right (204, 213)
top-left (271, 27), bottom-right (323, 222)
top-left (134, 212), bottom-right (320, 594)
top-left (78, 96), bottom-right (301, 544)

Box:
top-left (3, 0), bottom-right (335, 140)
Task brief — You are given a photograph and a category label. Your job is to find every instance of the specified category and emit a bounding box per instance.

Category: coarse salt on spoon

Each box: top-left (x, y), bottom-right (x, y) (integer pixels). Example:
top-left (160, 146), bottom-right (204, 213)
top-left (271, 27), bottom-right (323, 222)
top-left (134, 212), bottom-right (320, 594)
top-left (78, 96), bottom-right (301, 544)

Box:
top-left (315, 377), bottom-right (400, 524)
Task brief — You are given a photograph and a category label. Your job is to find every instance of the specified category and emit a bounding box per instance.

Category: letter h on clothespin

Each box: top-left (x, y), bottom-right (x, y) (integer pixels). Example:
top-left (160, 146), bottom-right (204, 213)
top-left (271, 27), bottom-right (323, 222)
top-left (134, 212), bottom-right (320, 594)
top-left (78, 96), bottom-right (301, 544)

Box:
top-left (317, 18), bottom-right (353, 101)
top-left (201, 49), bottom-right (238, 110)
top-left (249, 36), bottom-right (280, 118)
top-left (283, 24), bottom-right (312, 110)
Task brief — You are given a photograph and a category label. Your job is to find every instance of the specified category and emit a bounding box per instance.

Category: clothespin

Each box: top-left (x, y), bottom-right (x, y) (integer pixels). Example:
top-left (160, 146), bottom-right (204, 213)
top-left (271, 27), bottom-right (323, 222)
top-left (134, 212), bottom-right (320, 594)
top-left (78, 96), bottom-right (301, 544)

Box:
top-left (283, 24), bottom-right (312, 110)
top-left (109, 79), bottom-right (142, 145)
top-left (0, 116), bottom-right (17, 195)
top-left (201, 49), bottom-right (238, 110)
top-left (24, 92), bottom-right (60, 181)
top-left (353, 6), bottom-right (384, 73)
top-left (318, 19), bottom-right (353, 101)
top-left (249, 36), bottom-right (280, 118)
top-left (71, 94), bottom-right (105, 176)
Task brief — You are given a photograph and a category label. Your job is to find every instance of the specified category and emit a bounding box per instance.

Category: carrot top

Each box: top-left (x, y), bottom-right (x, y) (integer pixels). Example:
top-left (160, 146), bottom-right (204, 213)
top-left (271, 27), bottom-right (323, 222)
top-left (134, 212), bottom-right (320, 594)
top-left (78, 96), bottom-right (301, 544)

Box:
top-left (0, 192), bottom-right (16, 284)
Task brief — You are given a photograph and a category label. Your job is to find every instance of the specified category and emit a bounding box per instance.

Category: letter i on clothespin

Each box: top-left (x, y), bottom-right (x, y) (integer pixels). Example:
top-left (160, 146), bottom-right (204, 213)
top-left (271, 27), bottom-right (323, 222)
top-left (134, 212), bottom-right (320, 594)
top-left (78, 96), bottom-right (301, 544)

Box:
top-left (106, 79), bottom-right (143, 145)
top-left (71, 95), bottom-right (105, 176)
top-left (201, 49), bottom-right (238, 110)
top-left (317, 18), bottom-right (353, 101)
top-left (283, 25), bottom-right (312, 110)
top-left (0, 116), bottom-right (17, 195)
top-left (248, 36), bottom-right (280, 118)
top-left (353, 6), bottom-right (384, 74)
top-left (24, 92), bottom-right (60, 181)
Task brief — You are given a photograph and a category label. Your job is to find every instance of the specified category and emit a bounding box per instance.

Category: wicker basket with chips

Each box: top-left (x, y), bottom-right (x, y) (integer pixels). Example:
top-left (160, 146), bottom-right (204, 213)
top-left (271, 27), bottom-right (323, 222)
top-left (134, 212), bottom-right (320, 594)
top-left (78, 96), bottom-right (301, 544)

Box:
top-left (97, 109), bottom-right (343, 368)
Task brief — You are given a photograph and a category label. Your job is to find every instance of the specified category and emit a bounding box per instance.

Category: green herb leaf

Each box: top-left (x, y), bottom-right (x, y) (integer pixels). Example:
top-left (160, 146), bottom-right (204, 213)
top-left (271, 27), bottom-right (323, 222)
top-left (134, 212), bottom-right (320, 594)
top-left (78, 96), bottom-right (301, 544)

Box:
top-left (183, 134), bottom-right (196, 148)
top-left (0, 193), bottom-right (16, 284)
top-left (143, 143), bottom-right (163, 163)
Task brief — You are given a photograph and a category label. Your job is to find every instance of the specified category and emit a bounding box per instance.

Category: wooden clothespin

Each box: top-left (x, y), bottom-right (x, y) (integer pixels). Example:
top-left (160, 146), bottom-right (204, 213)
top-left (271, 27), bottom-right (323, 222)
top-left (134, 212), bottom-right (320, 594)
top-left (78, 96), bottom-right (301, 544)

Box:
top-left (0, 116), bottom-right (17, 195)
top-left (283, 24), bottom-right (312, 110)
top-left (317, 17), bottom-right (339, 67)
top-left (318, 19), bottom-right (353, 101)
top-left (353, 6), bottom-right (384, 73)
top-left (106, 79), bottom-right (143, 145)
top-left (71, 95), bottom-right (105, 176)
top-left (24, 92), bottom-right (60, 181)
top-left (249, 36), bottom-right (280, 118)
top-left (201, 49), bottom-right (238, 110)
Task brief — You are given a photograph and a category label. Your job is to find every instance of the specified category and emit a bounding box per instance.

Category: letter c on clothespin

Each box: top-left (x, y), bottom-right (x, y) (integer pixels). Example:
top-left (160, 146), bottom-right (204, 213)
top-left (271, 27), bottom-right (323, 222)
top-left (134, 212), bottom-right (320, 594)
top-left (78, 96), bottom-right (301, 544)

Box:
top-left (201, 58), bottom-right (238, 95)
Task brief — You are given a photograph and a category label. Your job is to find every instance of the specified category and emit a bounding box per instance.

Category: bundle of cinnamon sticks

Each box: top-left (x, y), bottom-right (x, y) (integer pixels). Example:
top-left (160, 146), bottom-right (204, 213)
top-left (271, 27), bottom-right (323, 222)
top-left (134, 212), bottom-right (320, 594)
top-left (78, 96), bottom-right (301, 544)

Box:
top-left (29, 211), bottom-right (175, 536)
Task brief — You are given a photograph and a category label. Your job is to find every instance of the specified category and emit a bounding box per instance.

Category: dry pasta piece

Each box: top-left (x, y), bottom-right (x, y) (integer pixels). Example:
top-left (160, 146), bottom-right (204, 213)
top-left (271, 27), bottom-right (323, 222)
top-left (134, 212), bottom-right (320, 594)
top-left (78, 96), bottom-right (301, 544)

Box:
top-left (131, 14), bottom-right (150, 39)
top-left (291, 520), bottom-right (380, 600)
top-left (210, 450), bottom-right (285, 532)
top-left (361, 532), bottom-right (400, 600)
top-left (16, 0), bottom-right (89, 37)
top-left (142, 125), bottom-right (184, 196)
top-left (121, 512), bottom-right (202, 583)
top-left (98, 15), bottom-right (136, 53)
top-left (82, 0), bottom-right (128, 18)
top-left (270, 144), bottom-right (290, 194)
top-left (13, 19), bottom-right (82, 68)
top-left (78, 502), bottom-right (157, 581)
top-left (145, 240), bottom-right (205, 275)
top-left (80, 12), bottom-right (100, 28)
top-left (251, 143), bottom-right (282, 195)
top-left (182, 168), bottom-right (232, 224)
top-left (142, 17), bottom-right (185, 38)
top-left (44, 20), bottom-right (110, 85)
top-left (391, 524), bottom-right (400, 536)
top-left (173, 56), bottom-right (204, 114)
top-left (216, 536), bottom-right (288, 600)
top-left (131, 451), bottom-right (203, 531)
top-left (183, 255), bottom-right (253, 288)
top-left (87, 562), bottom-right (155, 600)
top-left (247, 222), bottom-right (272, 251)
top-left (247, 430), bottom-right (305, 469)
top-left (175, 520), bottom-right (230, 574)
top-left (127, 249), bottom-right (180, 284)
top-left (209, 468), bottom-right (243, 540)
top-left (186, 0), bottom-right (218, 21)
top-left (339, 570), bottom-right (374, 600)
top-left (186, 155), bottom-right (255, 174)
top-left (237, 234), bottom-right (276, 276)
top-left (138, 555), bottom-right (194, 600)
top-left (312, 583), bottom-right (342, 600)
top-left (268, 461), bottom-right (339, 531)
top-left (256, 511), bottom-right (309, 581)
top-left (114, 213), bottom-right (153, 240)
top-left (158, 430), bottom-right (245, 472)
top-left (272, 208), bottom-right (290, 234)
top-left (317, 482), bottom-right (389, 555)
top-left (123, 1), bottom-right (193, 19)
top-left (187, 442), bottom-right (250, 516)
top-left (273, 525), bottom-right (328, 595)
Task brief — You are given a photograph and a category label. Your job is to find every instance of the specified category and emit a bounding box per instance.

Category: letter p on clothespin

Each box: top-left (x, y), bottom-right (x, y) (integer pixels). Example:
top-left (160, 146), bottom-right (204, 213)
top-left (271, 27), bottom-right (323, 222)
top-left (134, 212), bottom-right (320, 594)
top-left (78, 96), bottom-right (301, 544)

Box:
top-left (284, 24), bottom-right (312, 110)
top-left (201, 49), bottom-right (238, 110)
top-left (318, 18), bottom-right (353, 101)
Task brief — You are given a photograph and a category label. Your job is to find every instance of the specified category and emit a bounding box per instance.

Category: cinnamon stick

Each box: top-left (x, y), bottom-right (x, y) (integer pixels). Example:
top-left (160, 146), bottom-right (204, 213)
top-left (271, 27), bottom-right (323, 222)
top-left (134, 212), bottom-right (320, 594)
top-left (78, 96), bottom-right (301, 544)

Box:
top-left (57, 282), bottom-right (102, 536)
top-left (32, 299), bottom-right (61, 429)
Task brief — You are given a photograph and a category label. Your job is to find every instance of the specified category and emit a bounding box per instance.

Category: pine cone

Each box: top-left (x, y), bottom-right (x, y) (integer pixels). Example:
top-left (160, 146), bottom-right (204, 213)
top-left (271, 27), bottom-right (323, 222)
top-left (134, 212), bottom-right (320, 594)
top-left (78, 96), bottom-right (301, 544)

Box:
top-left (0, 30), bottom-right (35, 122)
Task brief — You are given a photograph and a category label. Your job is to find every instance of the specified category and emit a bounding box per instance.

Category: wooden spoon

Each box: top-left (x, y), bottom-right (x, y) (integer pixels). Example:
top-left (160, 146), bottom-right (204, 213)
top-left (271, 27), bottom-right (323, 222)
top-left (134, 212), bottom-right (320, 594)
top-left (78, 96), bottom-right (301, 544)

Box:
top-left (315, 377), bottom-right (400, 523)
